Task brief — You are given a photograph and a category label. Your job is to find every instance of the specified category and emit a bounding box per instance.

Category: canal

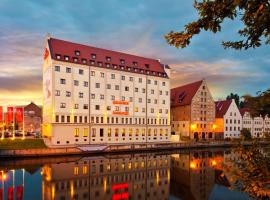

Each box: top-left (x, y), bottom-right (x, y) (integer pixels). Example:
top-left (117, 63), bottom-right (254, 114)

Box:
top-left (0, 148), bottom-right (251, 200)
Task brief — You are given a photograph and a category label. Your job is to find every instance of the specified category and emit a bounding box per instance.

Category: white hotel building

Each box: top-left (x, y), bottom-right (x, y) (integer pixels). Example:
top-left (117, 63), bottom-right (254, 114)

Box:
top-left (42, 36), bottom-right (171, 145)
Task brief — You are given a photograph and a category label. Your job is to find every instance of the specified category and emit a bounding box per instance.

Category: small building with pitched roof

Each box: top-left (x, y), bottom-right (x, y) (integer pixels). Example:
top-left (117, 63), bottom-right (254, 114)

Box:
top-left (215, 99), bottom-right (242, 139)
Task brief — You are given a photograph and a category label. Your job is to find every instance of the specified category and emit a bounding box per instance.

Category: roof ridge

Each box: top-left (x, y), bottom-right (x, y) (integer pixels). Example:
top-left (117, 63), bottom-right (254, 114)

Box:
top-left (50, 37), bottom-right (160, 62)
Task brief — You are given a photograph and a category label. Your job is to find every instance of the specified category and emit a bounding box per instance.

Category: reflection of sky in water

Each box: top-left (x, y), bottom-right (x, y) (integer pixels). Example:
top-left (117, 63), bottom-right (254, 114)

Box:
top-left (0, 169), bottom-right (42, 200)
top-left (209, 185), bottom-right (249, 200)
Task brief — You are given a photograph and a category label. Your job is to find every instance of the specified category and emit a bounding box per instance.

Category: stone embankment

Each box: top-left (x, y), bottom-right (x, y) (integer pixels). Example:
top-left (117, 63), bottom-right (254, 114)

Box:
top-left (0, 141), bottom-right (268, 158)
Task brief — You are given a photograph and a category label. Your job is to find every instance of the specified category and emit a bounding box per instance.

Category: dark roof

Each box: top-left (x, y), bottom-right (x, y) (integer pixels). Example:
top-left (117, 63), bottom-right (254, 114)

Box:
top-left (171, 80), bottom-right (203, 106)
top-left (48, 37), bottom-right (168, 78)
top-left (24, 102), bottom-right (42, 117)
top-left (215, 99), bottom-right (232, 118)
top-left (239, 108), bottom-right (250, 116)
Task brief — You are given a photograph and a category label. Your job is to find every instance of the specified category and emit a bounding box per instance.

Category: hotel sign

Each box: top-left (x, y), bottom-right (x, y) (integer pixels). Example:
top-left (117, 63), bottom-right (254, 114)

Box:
top-left (113, 101), bottom-right (129, 105)
top-left (112, 111), bottom-right (129, 115)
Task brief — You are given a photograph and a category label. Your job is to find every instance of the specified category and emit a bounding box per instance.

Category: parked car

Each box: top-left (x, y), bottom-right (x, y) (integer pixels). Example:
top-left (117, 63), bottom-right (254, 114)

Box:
top-left (4, 132), bottom-right (11, 138)
top-left (15, 131), bottom-right (23, 137)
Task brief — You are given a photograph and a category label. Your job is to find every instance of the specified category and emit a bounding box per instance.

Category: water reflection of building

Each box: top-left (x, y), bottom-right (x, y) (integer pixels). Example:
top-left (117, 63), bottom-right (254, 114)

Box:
top-left (170, 150), bottom-right (224, 200)
top-left (42, 154), bottom-right (170, 200)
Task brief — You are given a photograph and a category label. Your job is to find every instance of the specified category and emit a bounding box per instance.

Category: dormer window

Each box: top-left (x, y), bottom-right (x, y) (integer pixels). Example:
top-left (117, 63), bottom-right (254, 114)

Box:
top-left (113, 64), bottom-right (117, 69)
top-left (90, 60), bottom-right (95, 65)
top-left (82, 59), bottom-right (87, 64)
top-left (73, 57), bottom-right (78, 62)
top-left (133, 61), bottom-right (138, 66)
top-left (127, 67), bottom-right (131, 71)
top-left (163, 73), bottom-right (167, 77)
top-left (140, 69), bottom-right (144, 73)
top-left (56, 54), bottom-right (61, 60)
top-left (106, 56), bottom-right (111, 62)
top-left (158, 72), bottom-right (161, 76)
top-left (64, 56), bottom-right (69, 61)
top-left (120, 66), bottom-right (124, 70)
top-left (91, 54), bottom-right (96, 59)
top-left (106, 63), bottom-right (110, 68)
top-left (134, 68), bottom-right (138, 72)
top-left (153, 71), bottom-right (156, 75)
top-left (145, 64), bottom-right (149, 68)
top-left (120, 59), bottom-right (125, 64)
top-left (75, 50), bottom-right (80, 56)
top-left (98, 62), bottom-right (103, 67)
top-left (146, 71), bottom-right (150, 75)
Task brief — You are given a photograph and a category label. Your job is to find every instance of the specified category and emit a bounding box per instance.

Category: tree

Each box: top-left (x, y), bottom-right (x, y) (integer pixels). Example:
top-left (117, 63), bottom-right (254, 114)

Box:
top-left (242, 89), bottom-right (270, 117)
top-left (224, 143), bottom-right (270, 199)
top-left (165, 0), bottom-right (270, 50)
top-left (240, 128), bottom-right (252, 140)
top-left (226, 93), bottom-right (240, 107)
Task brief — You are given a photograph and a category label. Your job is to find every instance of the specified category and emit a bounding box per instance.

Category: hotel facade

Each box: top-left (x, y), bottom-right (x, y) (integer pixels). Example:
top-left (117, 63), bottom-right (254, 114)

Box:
top-left (42, 36), bottom-right (171, 145)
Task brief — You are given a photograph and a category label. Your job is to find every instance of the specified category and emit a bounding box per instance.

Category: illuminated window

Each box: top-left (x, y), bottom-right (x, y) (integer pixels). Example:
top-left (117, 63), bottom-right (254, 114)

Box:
top-left (142, 129), bottom-right (145, 136)
top-left (83, 166), bottom-right (88, 174)
top-left (160, 129), bottom-right (163, 136)
top-left (74, 128), bottom-right (79, 137)
top-left (115, 128), bottom-right (119, 137)
top-left (148, 129), bottom-right (151, 136)
top-left (107, 164), bottom-right (111, 171)
top-left (83, 128), bottom-right (88, 137)
top-left (154, 129), bottom-right (157, 136)
top-left (122, 128), bottom-right (126, 137)
top-left (134, 107), bottom-right (138, 112)
top-left (108, 128), bottom-right (111, 137)
top-left (129, 128), bottom-right (132, 137)
top-left (136, 129), bottom-right (139, 136)
top-left (73, 167), bottom-right (79, 175)
top-left (141, 161), bottom-right (145, 168)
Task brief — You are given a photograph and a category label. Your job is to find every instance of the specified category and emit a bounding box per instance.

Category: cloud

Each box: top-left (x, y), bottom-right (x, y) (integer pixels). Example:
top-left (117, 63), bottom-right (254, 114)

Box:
top-left (0, 0), bottom-right (269, 106)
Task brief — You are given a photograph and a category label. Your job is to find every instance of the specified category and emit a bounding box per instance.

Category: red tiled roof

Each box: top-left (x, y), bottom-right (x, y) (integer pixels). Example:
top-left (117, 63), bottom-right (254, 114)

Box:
top-left (215, 99), bottom-right (232, 118)
top-left (48, 37), bottom-right (168, 78)
top-left (239, 108), bottom-right (250, 116)
top-left (171, 80), bottom-right (203, 106)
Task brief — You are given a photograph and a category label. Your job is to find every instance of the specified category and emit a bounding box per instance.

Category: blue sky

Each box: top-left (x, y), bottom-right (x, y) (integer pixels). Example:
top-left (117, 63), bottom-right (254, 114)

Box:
top-left (0, 0), bottom-right (269, 106)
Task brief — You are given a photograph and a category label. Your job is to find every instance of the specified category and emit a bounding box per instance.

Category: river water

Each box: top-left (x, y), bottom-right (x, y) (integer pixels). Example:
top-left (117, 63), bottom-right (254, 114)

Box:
top-left (0, 148), bottom-right (251, 200)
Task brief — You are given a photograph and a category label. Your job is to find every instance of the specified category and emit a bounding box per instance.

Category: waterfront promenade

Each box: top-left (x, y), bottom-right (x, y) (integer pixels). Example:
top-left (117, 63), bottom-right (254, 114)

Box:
top-left (0, 140), bottom-right (268, 158)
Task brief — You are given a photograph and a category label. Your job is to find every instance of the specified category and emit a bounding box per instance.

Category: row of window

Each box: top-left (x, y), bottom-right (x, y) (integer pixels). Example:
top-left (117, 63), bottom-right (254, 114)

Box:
top-left (90, 94), bottom-right (168, 103)
top-left (225, 126), bottom-right (241, 131)
top-left (55, 115), bottom-right (88, 123)
top-left (55, 66), bottom-right (84, 75)
top-left (59, 79), bottom-right (168, 95)
top-left (55, 55), bottom-right (167, 77)
top-left (91, 128), bottom-right (169, 137)
top-left (58, 103), bottom-right (169, 114)
top-left (225, 119), bottom-right (241, 124)
top-left (55, 115), bottom-right (169, 125)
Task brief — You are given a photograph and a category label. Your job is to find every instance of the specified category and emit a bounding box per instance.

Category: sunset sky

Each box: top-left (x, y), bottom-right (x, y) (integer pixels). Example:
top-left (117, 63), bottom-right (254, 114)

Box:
top-left (1, 0), bottom-right (269, 107)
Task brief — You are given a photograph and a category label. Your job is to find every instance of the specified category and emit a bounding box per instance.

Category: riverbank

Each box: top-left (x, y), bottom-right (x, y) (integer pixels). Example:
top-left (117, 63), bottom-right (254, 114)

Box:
top-left (0, 140), bottom-right (269, 158)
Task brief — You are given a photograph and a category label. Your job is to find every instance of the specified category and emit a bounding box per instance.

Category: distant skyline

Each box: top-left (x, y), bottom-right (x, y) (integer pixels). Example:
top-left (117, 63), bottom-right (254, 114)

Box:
top-left (1, 0), bottom-right (270, 106)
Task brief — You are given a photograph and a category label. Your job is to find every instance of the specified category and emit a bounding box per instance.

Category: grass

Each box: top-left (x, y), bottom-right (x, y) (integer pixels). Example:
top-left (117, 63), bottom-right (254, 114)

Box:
top-left (0, 138), bottom-right (47, 150)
